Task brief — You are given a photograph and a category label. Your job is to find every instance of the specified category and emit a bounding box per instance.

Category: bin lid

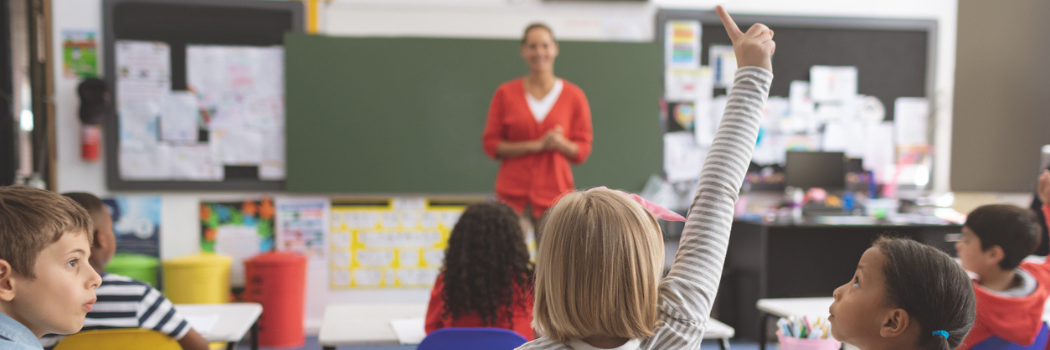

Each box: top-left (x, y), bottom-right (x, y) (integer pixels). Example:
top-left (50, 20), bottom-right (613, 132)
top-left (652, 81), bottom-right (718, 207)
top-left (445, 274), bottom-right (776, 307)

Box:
top-left (246, 251), bottom-right (306, 266)
top-left (163, 253), bottom-right (232, 267)
top-left (108, 253), bottom-right (159, 269)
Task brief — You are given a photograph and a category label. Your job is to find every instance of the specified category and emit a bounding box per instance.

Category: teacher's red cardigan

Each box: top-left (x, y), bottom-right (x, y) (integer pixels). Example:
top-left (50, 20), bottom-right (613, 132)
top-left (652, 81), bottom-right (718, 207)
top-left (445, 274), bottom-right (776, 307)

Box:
top-left (481, 78), bottom-right (593, 216)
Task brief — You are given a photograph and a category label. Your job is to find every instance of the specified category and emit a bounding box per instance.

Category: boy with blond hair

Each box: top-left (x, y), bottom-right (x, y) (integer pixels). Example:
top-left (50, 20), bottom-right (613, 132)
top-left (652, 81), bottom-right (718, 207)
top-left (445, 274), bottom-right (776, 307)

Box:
top-left (0, 186), bottom-right (102, 350)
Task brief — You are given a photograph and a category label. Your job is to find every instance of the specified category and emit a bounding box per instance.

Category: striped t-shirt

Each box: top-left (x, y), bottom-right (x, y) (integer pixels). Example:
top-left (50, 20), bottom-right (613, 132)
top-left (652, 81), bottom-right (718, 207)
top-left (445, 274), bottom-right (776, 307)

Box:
top-left (40, 273), bottom-right (191, 349)
top-left (516, 66), bottom-right (773, 350)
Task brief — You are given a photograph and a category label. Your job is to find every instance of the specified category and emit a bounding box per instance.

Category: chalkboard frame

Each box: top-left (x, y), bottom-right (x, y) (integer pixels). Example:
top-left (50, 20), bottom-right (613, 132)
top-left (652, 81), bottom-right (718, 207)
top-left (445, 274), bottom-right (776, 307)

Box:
top-left (102, 0), bottom-right (303, 191)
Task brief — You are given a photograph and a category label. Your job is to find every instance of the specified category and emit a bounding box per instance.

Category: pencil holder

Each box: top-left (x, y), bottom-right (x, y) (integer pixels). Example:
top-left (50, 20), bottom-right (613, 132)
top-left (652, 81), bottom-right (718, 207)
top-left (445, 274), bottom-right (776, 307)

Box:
top-left (777, 330), bottom-right (842, 350)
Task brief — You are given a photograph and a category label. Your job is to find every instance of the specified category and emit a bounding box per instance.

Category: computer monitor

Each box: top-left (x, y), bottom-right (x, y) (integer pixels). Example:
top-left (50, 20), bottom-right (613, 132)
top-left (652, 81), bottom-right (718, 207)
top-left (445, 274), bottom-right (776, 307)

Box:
top-left (785, 151), bottom-right (847, 190)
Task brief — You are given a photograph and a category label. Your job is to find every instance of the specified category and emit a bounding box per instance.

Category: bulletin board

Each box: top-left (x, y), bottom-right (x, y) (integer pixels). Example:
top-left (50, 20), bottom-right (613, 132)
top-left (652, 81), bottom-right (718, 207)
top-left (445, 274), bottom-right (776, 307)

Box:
top-left (102, 0), bottom-right (303, 191)
top-left (656, 10), bottom-right (937, 185)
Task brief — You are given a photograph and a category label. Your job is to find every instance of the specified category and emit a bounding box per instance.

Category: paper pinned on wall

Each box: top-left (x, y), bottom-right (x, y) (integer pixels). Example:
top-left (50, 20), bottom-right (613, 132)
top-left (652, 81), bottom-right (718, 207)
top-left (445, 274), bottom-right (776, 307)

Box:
top-left (665, 68), bottom-right (705, 101)
top-left (120, 145), bottom-right (171, 180)
top-left (690, 68), bottom-right (715, 146)
top-left (214, 225), bottom-right (262, 286)
top-left (169, 145), bottom-right (223, 180)
top-left (810, 66), bottom-right (858, 103)
top-left (212, 128), bottom-right (264, 165)
top-left (710, 45), bottom-right (737, 88)
top-left (115, 41), bottom-right (170, 83)
top-left (893, 97), bottom-right (930, 146)
top-left (863, 122), bottom-right (896, 183)
top-left (665, 21), bottom-right (701, 68)
top-left (162, 91), bottom-right (201, 142)
top-left (275, 197), bottom-right (330, 265)
top-left (664, 131), bottom-right (705, 182)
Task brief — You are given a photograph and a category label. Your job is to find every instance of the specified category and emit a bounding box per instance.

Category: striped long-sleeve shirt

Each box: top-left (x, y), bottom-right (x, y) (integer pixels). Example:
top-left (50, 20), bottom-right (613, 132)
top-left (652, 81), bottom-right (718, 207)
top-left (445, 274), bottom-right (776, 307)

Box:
top-left (516, 66), bottom-right (773, 350)
top-left (39, 273), bottom-right (191, 349)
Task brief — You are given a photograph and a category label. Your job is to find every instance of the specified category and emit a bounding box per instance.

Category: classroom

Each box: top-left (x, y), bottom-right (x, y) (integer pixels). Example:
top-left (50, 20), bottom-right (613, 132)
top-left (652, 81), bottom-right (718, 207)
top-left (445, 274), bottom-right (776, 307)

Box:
top-left (1, 0), bottom-right (1049, 349)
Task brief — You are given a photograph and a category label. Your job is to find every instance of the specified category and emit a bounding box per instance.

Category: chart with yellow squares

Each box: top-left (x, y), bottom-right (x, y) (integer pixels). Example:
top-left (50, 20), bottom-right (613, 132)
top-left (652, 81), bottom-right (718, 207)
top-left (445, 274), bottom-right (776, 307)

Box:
top-left (328, 198), bottom-right (466, 289)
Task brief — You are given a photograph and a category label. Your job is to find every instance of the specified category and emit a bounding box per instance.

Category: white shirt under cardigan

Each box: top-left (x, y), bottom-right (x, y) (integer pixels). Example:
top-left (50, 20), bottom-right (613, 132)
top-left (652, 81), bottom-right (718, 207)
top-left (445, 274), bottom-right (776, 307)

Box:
top-left (525, 79), bottom-right (564, 122)
top-left (515, 67), bottom-right (773, 350)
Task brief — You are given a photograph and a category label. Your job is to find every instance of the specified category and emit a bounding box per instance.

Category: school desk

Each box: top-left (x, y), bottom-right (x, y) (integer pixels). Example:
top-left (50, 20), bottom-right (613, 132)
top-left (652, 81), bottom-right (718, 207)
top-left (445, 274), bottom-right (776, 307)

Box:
top-left (174, 303), bottom-right (263, 350)
top-left (719, 217), bottom-right (961, 340)
top-left (317, 302), bottom-right (737, 349)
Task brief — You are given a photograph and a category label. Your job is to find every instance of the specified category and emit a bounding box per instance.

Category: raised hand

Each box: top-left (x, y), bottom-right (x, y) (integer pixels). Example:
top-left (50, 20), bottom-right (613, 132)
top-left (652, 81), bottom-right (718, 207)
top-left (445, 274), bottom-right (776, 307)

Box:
top-left (716, 5), bottom-right (775, 73)
top-left (1038, 170), bottom-right (1050, 204)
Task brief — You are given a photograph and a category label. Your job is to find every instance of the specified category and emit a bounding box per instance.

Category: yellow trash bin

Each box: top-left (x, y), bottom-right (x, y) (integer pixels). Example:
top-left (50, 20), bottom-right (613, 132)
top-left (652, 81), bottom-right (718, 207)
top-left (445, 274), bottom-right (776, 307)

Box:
top-left (162, 253), bottom-right (232, 304)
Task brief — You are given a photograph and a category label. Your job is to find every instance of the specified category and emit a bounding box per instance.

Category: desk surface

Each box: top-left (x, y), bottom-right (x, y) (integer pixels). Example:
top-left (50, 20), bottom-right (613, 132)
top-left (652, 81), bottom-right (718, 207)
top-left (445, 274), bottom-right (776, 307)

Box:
top-left (759, 297), bottom-right (1050, 324)
top-left (174, 303), bottom-right (262, 343)
top-left (757, 298), bottom-right (833, 319)
top-left (318, 303), bottom-right (736, 345)
top-left (319, 303), bottom-right (426, 346)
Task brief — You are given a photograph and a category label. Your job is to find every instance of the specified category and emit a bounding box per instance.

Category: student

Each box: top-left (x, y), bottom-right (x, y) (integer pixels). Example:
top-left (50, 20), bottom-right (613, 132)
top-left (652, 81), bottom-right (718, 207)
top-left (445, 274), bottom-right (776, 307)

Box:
top-left (952, 170), bottom-right (1050, 350)
top-left (425, 202), bottom-right (535, 340)
top-left (39, 193), bottom-right (209, 350)
top-left (516, 6), bottom-right (773, 349)
top-left (0, 186), bottom-right (102, 350)
top-left (829, 237), bottom-right (976, 350)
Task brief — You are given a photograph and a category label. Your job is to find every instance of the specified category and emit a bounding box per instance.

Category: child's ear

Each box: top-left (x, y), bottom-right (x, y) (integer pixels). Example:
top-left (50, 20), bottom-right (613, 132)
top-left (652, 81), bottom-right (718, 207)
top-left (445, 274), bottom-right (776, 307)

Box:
top-left (879, 308), bottom-right (911, 338)
top-left (986, 245), bottom-right (1006, 266)
top-left (0, 260), bottom-right (16, 302)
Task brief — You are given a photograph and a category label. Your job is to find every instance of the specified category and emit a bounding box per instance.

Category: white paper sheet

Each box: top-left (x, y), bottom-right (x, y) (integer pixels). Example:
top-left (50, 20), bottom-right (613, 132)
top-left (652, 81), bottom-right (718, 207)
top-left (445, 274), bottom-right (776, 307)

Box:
top-left (390, 317), bottom-right (427, 345)
top-left (810, 66), bottom-right (858, 103)
top-left (120, 145), bottom-right (171, 180)
top-left (117, 80), bottom-right (167, 150)
top-left (665, 68), bottom-right (710, 102)
top-left (894, 97), bottom-right (930, 146)
top-left (863, 122), bottom-right (896, 183)
top-left (665, 21), bottom-right (701, 68)
top-left (161, 91), bottom-right (200, 142)
top-left (709, 45), bottom-right (737, 88)
top-left (184, 314), bottom-right (219, 334)
top-left (214, 225), bottom-right (262, 286)
top-left (115, 41), bottom-right (169, 83)
top-left (212, 128), bottom-right (264, 165)
top-left (664, 132), bottom-right (705, 182)
top-left (168, 145), bottom-right (223, 180)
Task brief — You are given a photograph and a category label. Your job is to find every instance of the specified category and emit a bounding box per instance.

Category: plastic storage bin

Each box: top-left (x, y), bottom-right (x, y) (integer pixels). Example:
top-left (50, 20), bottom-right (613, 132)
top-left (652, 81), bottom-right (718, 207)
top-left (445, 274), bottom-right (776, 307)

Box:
top-left (162, 253), bottom-right (232, 304)
top-left (243, 252), bottom-right (307, 348)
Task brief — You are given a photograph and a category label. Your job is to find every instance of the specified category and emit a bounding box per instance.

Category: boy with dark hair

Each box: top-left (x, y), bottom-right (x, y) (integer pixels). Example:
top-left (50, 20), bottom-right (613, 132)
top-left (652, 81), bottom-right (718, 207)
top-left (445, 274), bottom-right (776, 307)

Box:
top-left (39, 192), bottom-right (208, 350)
top-left (0, 186), bottom-right (102, 350)
top-left (956, 170), bottom-right (1050, 350)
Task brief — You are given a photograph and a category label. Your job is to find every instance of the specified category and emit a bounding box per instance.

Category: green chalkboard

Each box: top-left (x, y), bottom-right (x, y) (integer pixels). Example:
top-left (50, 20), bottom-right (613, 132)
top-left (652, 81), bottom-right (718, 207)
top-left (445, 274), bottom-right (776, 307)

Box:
top-left (285, 33), bottom-right (661, 194)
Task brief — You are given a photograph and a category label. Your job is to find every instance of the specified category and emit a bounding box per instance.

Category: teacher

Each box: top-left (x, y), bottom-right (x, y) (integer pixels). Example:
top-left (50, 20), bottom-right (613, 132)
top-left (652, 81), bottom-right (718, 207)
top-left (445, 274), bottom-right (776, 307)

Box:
top-left (481, 23), bottom-right (593, 242)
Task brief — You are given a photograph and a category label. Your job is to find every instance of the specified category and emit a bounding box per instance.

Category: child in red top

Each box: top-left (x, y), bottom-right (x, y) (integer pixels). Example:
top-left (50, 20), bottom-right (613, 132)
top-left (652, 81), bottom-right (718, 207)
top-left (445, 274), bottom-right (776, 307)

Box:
top-left (955, 170), bottom-right (1050, 350)
top-left (424, 202), bottom-right (534, 340)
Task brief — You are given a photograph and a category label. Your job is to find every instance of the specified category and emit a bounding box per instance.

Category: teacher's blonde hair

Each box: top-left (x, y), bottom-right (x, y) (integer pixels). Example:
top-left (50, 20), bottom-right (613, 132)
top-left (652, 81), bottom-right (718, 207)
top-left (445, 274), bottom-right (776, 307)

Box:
top-left (533, 188), bottom-right (665, 342)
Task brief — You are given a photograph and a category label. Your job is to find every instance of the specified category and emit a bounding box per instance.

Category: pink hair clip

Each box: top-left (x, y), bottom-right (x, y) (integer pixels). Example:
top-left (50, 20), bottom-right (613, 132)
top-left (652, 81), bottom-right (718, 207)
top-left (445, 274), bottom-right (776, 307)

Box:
top-left (588, 186), bottom-right (686, 222)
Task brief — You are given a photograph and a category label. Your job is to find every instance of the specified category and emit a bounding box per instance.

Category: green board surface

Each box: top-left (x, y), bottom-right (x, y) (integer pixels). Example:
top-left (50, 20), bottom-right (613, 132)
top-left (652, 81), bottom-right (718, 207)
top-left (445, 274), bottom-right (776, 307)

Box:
top-left (285, 33), bottom-right (661, 194)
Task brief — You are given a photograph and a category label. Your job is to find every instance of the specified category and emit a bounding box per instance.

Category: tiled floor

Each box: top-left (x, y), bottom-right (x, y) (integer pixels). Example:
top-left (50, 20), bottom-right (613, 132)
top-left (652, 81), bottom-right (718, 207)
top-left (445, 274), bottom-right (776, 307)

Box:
top-left (233, 336), bottom-right (772, 350)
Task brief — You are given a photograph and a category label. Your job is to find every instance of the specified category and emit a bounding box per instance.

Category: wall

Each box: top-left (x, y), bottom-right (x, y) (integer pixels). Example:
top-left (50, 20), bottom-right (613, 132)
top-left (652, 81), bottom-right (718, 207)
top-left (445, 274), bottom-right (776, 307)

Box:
top-left (951, 0), bottom-right (1050, 192)
top-left (52, 0), bottom-right (964, 333)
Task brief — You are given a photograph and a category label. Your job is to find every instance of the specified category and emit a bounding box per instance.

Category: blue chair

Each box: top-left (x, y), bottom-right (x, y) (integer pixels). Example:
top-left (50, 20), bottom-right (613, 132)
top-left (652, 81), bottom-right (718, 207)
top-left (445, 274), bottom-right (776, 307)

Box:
top-left (418, 327), bottom-right (528, 350)
top-left (969, 322), bottom-right (1050, 350)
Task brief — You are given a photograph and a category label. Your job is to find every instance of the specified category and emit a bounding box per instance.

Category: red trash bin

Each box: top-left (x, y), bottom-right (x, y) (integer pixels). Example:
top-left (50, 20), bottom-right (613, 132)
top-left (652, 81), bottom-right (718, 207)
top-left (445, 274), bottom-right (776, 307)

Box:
top-left (244, 251), bottom-right (307, 348)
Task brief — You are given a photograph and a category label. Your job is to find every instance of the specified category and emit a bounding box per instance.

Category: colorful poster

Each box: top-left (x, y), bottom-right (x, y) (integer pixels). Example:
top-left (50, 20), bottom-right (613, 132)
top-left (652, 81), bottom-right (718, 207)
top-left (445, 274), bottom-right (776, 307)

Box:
top-left (665, 21), bottom-right (701, 68)
top-left (329, 199), bottom-right (465, 289)
top-left (62, 29), bottom-right (98, 78)
top-left (101, 196), bottom-right (161, 258)
top-left (275, 197), bottom-right (329, 265)
top-left (200, 199), bottom-right (275, 286)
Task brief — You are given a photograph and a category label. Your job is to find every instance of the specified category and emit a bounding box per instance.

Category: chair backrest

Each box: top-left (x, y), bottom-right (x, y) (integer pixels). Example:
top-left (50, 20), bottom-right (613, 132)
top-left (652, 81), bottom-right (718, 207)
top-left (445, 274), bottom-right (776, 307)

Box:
top-left (53, 328), bottom-right (181, 350)
top-left (418, 327), bottom-right (529, 350)
top-left (969, 322), bottom-right (1050, 350)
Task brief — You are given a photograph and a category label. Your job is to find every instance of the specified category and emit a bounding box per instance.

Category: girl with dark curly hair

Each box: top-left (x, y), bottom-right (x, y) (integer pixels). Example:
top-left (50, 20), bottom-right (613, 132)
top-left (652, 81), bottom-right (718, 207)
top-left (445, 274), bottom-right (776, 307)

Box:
top-left (424, 201), bottom-right (535, 340)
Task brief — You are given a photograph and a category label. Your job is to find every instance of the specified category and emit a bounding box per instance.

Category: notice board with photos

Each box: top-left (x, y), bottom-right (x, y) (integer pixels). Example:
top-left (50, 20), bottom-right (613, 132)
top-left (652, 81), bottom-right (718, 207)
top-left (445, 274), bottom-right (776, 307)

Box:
top-left (102, 0), bottom-right (303, 190)
top-left (656, 9), bottom-right (936, 186)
